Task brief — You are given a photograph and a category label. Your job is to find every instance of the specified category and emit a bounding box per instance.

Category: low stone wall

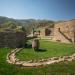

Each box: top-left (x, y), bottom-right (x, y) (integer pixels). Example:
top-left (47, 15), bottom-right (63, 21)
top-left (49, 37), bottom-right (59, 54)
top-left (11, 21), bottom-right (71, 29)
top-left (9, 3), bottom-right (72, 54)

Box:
top-left (0, 32), bottom-right (26, 48)
top-left (6, 48), bottom-right (75, 67)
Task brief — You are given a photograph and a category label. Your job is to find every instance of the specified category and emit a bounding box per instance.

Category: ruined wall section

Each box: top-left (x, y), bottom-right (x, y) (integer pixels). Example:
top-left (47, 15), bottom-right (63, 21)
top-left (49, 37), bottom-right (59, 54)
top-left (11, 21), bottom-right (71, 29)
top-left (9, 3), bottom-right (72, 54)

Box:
top-left (0, 32), bottom-right (26, 48)
top-left (39, 27), bottom-right (54, 39)
top-left (53, 20), bottom-right (75, 43)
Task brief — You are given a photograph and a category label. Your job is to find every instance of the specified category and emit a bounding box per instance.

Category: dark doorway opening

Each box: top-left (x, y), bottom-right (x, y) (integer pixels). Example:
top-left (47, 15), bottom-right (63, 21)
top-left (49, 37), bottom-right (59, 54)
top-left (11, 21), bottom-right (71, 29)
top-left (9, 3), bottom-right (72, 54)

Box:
top-left (45, 28), bottom-right (51, 36)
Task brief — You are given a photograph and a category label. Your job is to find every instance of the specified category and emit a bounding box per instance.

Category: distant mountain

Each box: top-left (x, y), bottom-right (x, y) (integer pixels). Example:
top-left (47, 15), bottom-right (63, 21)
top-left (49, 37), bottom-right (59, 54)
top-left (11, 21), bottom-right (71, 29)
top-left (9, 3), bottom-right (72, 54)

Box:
top-left (0, 16), bottom-right (22, 32)
top-left (0, 16), bottom-right (54, 33)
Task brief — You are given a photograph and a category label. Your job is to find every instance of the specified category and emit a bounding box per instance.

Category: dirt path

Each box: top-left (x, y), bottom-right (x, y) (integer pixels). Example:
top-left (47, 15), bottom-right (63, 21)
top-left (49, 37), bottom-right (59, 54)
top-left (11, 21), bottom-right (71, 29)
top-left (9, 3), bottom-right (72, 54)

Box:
top-left (6, 48), bottom-right (75, 67)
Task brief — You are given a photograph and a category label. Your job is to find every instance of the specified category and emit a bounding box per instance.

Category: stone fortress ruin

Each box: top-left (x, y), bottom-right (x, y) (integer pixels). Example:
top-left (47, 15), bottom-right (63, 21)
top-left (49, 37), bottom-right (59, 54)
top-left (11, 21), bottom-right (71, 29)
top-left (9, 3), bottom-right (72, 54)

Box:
top-left (0, 19), bottom-right (75, 48)
top-left (34, 20), bottom-right (75, 43)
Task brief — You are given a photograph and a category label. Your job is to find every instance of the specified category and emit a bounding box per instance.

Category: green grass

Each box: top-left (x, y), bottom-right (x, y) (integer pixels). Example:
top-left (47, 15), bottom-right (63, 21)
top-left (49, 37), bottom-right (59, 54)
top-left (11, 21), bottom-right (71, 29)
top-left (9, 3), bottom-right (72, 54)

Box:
top-left (0, 40), bottom-right (75, 75)
top-left (16, 40), bottom-right (75, 61)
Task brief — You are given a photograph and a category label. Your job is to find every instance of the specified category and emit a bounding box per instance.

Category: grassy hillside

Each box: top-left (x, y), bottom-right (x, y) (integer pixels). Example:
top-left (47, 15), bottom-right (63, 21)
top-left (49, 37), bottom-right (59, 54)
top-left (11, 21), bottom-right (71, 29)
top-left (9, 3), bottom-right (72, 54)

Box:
top-left (0, 40), bottom-right (75, 75)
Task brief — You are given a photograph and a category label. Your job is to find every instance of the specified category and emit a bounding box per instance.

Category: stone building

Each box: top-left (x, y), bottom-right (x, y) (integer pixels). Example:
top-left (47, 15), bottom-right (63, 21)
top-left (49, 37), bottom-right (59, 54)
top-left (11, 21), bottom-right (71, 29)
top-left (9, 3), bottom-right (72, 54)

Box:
top-left (29, 20), bottom-right (75, 43)
top-left (39, 27), bottom-right (53, 39)
top-left (53, 20), bottom-right (75, 43)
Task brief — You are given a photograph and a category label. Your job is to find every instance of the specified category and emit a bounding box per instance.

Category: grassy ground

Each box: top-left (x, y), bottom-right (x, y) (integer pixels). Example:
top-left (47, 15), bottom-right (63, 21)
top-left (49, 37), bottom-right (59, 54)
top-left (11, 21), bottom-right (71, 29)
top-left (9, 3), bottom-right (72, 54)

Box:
top-left (16, 40), bottom-right (75, 61)
top-left (0, 40), bottom-right (75, 75)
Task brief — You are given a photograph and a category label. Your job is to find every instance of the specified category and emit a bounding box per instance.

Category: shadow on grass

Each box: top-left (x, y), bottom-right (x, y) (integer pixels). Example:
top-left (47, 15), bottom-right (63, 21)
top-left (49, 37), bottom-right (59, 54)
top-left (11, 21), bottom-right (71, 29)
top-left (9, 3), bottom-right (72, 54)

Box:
top-left (25, 44), bottom-right (32, 48)
top-left (25, 44), bottom-right (47, 52)
top-left (35, 49), bottom-right (47, 52)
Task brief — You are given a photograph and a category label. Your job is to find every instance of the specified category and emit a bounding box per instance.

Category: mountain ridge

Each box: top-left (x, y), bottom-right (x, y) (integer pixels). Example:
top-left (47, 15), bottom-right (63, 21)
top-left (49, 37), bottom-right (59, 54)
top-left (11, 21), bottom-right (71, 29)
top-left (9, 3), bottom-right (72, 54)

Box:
top-left (0, 16), bottom-right (75, 33)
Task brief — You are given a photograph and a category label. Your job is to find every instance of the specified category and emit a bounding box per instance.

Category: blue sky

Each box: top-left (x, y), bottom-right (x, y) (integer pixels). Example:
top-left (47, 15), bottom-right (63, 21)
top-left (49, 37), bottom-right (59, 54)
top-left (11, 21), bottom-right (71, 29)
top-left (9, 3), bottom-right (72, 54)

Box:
top-left (0, 0), bottom-right (75, 20)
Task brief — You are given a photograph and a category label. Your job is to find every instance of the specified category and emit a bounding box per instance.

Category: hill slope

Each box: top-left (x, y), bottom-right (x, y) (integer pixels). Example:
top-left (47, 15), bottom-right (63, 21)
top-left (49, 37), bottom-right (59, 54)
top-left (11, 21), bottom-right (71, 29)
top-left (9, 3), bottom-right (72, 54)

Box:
top-left (0, 16), bottom-right (54, 33)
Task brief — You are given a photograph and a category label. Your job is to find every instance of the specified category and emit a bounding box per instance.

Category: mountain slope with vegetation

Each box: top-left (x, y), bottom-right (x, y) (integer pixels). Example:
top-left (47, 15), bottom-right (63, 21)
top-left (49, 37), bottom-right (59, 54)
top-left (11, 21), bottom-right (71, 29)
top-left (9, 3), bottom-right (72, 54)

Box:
top-left (0, 16), bottom-right (54, 33)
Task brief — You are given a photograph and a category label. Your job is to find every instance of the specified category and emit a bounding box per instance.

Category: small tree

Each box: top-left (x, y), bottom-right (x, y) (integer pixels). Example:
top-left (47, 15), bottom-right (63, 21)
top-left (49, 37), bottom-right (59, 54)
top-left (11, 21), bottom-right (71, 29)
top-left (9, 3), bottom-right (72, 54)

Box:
top-left (22, 26), bottom-right (26, 32)
top-left (32, 26), bottom-right (35, 36)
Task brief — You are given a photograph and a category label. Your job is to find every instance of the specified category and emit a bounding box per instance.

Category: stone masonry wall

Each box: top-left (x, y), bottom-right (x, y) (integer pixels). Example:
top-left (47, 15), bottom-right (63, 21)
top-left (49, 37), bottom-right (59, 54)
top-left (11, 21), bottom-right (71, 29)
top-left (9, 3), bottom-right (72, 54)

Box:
top-left (0, 32), bottom-right (26, 48)
top-left (40, 27), bottom-right (54, 39)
